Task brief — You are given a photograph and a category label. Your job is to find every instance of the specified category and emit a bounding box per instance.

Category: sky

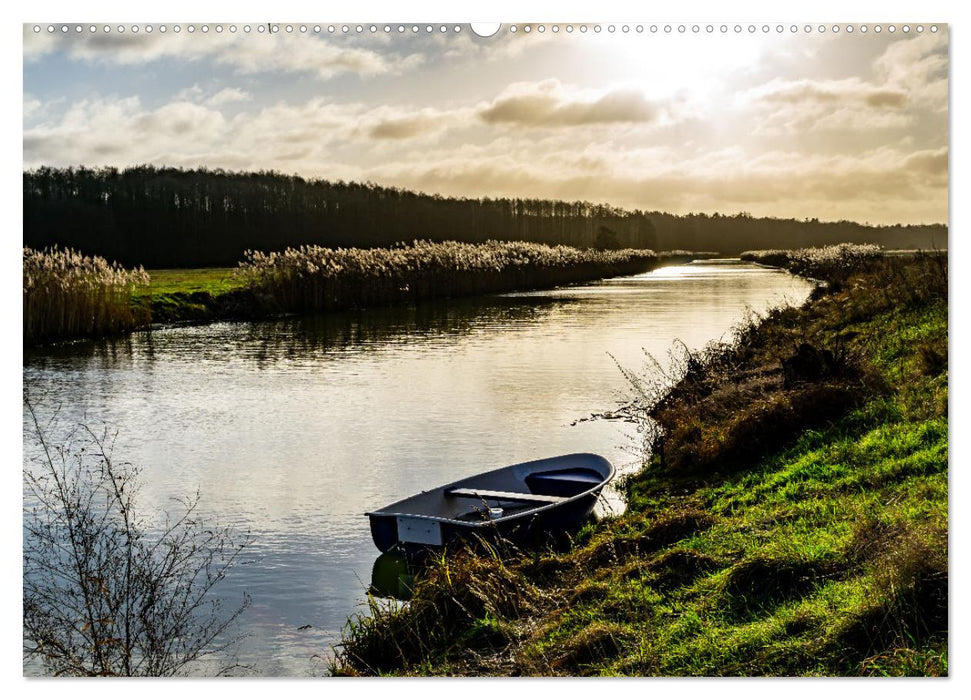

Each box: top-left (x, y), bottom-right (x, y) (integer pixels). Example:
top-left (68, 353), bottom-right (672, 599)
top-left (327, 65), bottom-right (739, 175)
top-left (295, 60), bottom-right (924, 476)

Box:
top-left (23, 23), bottom-right (948, 225)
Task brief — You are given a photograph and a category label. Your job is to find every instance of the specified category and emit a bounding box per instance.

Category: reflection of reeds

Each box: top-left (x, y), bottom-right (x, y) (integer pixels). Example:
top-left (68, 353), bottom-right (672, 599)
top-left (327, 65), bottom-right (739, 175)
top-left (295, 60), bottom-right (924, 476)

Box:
top-left (740, 243), bottom-right (882, 283)
top-left (23, 246), bottom-right (149, 344)
top-left (237, 240), bottom-right (658, 313)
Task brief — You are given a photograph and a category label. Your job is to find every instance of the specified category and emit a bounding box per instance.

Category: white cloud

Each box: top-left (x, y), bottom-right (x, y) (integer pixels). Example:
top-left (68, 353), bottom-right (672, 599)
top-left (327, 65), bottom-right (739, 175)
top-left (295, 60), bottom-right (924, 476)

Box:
top-left (23, 94), bottom-right (42, 121)
top-left (739, 77), bottom-right (914, 133)
top-left (22, 26), bottom-right (423, 79)
top-left (206, 88), bottom-right (252, 107)
top-left (739, 34), bottom-right (948, 135)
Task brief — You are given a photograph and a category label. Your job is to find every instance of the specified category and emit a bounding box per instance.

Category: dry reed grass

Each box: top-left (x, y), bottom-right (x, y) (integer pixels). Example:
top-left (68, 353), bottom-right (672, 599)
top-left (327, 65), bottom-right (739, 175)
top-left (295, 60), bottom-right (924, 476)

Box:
top-left (236, 240), bottom-right (658, 313)
top-left (740, 243), bottom-right (883, 284)
top-left (24, 246), bottom-right (149, 344)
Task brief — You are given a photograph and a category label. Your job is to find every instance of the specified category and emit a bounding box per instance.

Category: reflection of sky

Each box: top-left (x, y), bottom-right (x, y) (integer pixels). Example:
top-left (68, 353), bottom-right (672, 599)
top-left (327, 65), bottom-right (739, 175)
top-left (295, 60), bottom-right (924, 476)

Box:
top-left (23, 26), bottom-right (948, 224)
top-left (23, 263), bottom-right (812, 675)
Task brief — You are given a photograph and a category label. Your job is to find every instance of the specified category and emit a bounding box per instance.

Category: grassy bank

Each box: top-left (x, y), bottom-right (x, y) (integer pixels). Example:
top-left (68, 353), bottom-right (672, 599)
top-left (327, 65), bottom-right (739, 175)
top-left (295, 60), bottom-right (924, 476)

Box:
top-left (333, 250), bottom-right (948, 677)
top-left (131, 268), bottom-right (250, 324)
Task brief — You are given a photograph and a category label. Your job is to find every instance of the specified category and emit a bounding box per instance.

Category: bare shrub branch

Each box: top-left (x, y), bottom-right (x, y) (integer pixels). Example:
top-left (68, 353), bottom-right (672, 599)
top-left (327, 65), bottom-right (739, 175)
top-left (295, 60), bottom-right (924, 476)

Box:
top-left (23, 390), bottom-right (252, 677)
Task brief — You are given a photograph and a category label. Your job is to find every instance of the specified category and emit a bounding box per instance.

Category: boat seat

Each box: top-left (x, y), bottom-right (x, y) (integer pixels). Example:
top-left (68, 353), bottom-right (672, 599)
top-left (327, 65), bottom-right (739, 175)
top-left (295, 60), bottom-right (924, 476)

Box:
top-left (444, 488), bottom-right (567, 505)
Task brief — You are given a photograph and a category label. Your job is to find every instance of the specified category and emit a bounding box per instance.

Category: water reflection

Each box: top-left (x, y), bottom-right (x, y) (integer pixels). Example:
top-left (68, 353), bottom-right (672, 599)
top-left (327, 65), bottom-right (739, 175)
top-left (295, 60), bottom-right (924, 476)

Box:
top-left (25, 296), bottom-right (576, 372)
top-left (23, 262), bottom-right (813, 675)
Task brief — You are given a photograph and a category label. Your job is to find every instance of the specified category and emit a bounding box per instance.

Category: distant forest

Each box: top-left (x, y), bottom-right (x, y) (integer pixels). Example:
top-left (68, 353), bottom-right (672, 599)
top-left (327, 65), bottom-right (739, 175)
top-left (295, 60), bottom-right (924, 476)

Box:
top-left (23, 166), bottom-right (947, 268)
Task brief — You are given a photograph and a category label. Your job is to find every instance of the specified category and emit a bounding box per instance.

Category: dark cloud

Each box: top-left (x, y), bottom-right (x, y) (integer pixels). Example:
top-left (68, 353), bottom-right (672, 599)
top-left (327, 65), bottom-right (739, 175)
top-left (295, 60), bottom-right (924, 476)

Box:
top-left (478, 81), bottom-right (657, 127)
top-left (368, 115), bottom-right (440, 140)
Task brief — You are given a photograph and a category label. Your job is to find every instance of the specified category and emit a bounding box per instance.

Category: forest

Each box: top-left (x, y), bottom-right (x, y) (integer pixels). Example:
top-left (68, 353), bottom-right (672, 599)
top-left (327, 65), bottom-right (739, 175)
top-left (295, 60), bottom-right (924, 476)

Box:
top-left (23, 166), bottom-right (947, 268)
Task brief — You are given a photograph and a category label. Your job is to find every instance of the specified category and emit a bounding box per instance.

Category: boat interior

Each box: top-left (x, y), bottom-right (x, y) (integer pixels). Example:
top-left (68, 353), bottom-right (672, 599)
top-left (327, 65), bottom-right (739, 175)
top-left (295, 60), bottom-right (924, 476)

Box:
top-left (372, 454), bottom-right (613, 523)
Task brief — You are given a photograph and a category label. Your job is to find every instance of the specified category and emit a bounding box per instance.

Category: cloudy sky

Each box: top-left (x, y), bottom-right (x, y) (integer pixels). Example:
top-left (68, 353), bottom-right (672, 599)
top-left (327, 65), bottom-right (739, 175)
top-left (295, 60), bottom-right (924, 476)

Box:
top-left (23, 23), bottom-right (948, 225)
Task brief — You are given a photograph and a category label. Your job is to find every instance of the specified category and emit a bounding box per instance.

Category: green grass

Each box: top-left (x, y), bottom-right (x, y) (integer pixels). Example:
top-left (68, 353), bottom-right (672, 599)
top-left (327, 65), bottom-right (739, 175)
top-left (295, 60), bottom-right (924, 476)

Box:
top-left (129, 268), bottom-right (250, 324)
top-left (333, 254), bottom-right (948, 677)
top-left (140, 268), bottom-right (245, 297)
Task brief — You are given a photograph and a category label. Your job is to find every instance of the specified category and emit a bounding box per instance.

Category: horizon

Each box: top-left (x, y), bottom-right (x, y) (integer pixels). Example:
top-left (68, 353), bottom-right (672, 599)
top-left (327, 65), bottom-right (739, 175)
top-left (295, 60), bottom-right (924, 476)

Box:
top-left (24, 24), bottom-right (948, 226)
top-left (22, 162), bottom-right (949, 230)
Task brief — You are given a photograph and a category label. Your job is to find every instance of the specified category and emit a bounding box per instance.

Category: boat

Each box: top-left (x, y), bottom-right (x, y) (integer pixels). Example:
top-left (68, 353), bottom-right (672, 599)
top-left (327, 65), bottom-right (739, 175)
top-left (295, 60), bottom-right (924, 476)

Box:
top-left (366, 453), bottom-right (615, 553)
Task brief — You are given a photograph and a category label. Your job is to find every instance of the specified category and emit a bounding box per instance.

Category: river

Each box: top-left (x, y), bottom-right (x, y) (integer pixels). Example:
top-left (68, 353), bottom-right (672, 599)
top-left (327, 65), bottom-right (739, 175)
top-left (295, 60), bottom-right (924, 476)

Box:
top-left (22, 260), bottom-right (813, 676)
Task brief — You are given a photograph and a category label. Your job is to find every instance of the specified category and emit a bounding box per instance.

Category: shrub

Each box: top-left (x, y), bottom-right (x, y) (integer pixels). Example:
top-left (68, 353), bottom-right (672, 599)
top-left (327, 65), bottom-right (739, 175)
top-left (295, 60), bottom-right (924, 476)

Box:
top-left (23, 395), bottom-right (251, 676)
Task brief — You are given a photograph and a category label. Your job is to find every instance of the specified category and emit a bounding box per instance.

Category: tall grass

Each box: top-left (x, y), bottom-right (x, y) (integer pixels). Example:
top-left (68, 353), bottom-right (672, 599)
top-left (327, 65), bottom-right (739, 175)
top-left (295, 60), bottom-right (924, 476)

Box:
top-left (23, 246), bottom-right (149, 344)
top-left (740, 243), bottom-right (883, 283)
top-left (236, 240), bottom-right (659, 313)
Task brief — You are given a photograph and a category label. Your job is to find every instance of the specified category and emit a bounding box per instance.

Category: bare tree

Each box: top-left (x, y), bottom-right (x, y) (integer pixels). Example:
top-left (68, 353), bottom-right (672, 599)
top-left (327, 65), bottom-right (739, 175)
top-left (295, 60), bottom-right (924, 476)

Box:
top-left (23, 393), bottom-right (252, 676)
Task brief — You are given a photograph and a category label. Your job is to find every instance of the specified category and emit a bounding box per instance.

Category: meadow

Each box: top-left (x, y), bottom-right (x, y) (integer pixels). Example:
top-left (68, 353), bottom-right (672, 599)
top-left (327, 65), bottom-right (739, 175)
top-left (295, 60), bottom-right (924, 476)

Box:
top-left (334, 249), bottom-right (948, 677)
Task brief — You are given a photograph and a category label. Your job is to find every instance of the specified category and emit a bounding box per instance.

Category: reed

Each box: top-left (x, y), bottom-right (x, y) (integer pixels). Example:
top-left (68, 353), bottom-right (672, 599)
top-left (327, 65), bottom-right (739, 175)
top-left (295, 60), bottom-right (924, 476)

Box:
top-left (23, 246), bottom-right (149, 344)
top-left (236, 240), bottom-right (659, 313)
top-left (740, 243), bottom-right (883, 283)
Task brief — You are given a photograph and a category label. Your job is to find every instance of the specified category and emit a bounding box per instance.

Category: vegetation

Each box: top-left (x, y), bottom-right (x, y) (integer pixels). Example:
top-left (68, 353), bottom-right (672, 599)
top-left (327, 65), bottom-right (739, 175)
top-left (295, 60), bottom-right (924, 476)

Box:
top-left (740, 243), bottom-right (884, 284)
top-left (23, 393), bottom-right (253, 677)
top-left (140, 268), bottom-right (244, 297)
top-left (24, 166), bottom-right (945, 268)
top-left (24, 241), bottom-right (716, 343)
top-left (132, 268), bottom-right (250, 325)
top-left (333, 250), bottom-right (947, 677)
top-left (23, 246), bottom-right (149, 344)
top-left (235, 240), bottom-right (659, 314)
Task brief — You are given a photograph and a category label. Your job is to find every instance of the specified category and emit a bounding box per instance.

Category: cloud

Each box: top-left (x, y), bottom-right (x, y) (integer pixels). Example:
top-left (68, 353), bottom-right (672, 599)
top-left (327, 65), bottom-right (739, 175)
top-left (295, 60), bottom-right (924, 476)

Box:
top-left (24, 96), bottom-right (228, 165)
top-left (749, 78), bottom-right (908, 109)
top-left (22, 94), bottom-right (462, 176)
top-left (477, 80), bottom-right (659, 127)
top-left (740, 77), bottom-right (913, 133)
top-left (206, 88), bottom-right (251, 107)
top-left (875, 33), bottom-right (948, 107)
top-left (739, 34), bottom-right (948, 134)
top-left (22, 26), bottom-right (423, 79)
top-left (365, 109), bottom-right (454, 140)
top-left (23, 94), bottom-right (42, 120)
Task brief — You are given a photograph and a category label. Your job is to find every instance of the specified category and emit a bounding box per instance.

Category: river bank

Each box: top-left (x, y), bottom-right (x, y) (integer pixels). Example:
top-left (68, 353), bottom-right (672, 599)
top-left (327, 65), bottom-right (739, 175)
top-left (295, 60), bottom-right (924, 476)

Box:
top-left (26, 243), bottom-right (716, 345)
top-left (333, 250), bottom-right (948, 676)
top-left (142, 249), bottom-right (714, 326)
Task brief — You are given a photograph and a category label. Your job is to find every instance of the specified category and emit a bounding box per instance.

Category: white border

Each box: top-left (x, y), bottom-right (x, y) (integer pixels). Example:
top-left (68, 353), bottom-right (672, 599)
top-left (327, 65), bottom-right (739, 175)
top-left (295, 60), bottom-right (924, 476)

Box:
top-left (5, 1), bottom-right (963, 698)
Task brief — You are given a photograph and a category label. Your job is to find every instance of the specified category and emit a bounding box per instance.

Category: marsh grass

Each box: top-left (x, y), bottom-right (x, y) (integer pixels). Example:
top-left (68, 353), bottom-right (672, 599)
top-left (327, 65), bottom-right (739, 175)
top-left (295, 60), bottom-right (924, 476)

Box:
top-left (740, 243), bottom-right (883, 286)
top-left (333, 251), bottom-right (947, 677)
top-left (23, 246), bottom-right (149, 344)
top-left (236, 240), bottom-right (659, 313)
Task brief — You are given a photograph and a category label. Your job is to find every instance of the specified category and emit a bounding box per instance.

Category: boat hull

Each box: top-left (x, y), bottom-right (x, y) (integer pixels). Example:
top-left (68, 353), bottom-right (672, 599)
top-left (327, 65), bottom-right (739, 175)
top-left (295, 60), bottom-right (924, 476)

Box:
top-left (366, 453), bottom-right (614, 553)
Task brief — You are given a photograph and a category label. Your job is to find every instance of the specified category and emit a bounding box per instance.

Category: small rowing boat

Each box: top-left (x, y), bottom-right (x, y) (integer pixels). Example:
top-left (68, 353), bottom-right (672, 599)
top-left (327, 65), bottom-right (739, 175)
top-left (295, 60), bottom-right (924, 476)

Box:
top-left (366, 453), bottom-right (615, 552)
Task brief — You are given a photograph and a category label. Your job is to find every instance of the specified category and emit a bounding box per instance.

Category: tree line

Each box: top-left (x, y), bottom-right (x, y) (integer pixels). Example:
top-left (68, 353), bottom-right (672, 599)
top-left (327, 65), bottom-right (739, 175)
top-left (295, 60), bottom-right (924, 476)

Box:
top-left (23, 166), bottom-right (947, 268)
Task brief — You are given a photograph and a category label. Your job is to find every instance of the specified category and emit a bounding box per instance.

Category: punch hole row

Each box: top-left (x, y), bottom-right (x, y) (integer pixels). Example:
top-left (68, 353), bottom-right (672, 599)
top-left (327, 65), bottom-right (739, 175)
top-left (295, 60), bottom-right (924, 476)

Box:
top-left (32, 24), bottom-right (465, 34)
top-left (508, 24), bottom-right (937, 34)
top-left (32, 24), bottom-right (941, 35)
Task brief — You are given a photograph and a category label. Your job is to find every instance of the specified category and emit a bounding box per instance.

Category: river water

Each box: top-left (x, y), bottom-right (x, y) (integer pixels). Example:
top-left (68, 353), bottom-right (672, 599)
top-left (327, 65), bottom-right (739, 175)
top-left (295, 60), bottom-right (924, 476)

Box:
top-left (22, 260), bottom-right (812, 676)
